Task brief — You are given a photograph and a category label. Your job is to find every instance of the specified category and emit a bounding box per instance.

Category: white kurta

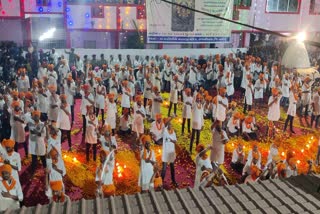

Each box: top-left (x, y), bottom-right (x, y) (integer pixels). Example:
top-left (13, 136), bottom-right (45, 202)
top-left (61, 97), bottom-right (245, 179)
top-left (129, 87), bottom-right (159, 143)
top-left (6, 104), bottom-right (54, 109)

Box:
top-left (132, 103), bottom-right (146, 134)
top-left (80, 91), bottom-right (94, 115)
top-left (0, 178), bottom-right (23, 212)
top-left (215, 95), bottom-right (228, 122)
top-left (6, 152), bottom-right (21, 182)
top-left (312, 93), bottom-right (320, 116)
top-left (281, 79), bottom-right (291, 98)
top-left (99, 136), bottom-right (117, 151)
top-left (138, 149), bottom-right (156, 190)
top-left (183, 95), bottom-right (192, 119)
top-left (38, 92), bottom-right (48, 113)
top-left (246, 150), bottom-right (262, 169)
top-left (245, 84), bottom-right (254, 105)
top-left (151, 93), bottom-right (162, 120)
top-left (95, 151), bottom-right (115, 186)
top-left (95, 84), bottom-right (106, 109)
top-left (191, 102), bottom-right (204, 130)
top-left (301, 83), bottom-right (311, 106)
top-left (143, 80), bottom-right (153, 99)
top-left (267, 95), bottom-right (281, 121)
top-left (287, 92), bottom-right (297, 116)
top-left (210, 129), bottom-right (229, 164)
top-left (227, 118), bottom-right (240, 134)
top-left (121, 87), bottom-right (131, 108)
top-left (28, 120), bottom-right (46, 156)
top-left (105, 100), bottom-right (117, 129)
top-left (64, 82), bottom-right (76, 106)
top-left (85, 116), bottom-right (98, 144)
top-left (169, 81), bottom-right (178, 103)
top-left (231, 148), bottom-right (245, 163)
top-left (266, 145), bottom-right (278, 166)
top-left (194, 156), bottom-right (212, 188)
top-left (254, 79), bottom-right (266, 99)
top-left (225, 73), bottom-right (234, 96)
top-left (10, 112), bottom-right (26, 143)
top-left (48, 94), bottom-right (60, 122)
top-left (150, 121), bottom-right (164, 141)
top-left (162, 128), bottom-right (176, 163)
top-left (57, 104), bottom-right (71, 130)
top-left (48, 71), bottom-right (58, 87)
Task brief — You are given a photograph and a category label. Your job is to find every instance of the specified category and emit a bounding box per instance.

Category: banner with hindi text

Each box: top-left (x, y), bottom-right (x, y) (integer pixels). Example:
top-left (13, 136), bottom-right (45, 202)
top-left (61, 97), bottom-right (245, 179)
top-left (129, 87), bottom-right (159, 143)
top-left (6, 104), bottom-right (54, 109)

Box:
top-left (146, 0), bottom-right (233, 43)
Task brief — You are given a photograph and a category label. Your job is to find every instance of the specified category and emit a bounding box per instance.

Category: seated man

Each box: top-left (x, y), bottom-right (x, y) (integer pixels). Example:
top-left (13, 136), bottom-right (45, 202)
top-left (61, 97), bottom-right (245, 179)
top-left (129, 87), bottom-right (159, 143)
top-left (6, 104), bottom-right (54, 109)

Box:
top-left (227, 112), bottom-right (241, 137)
top-left (242, 115), bottom-right (258, 141)
top-left (242, 152), bottom-right (261, 183)
top-left (0, 164), bottom-right (23, 211)
top-left (230, 143), bottom-right (245, 174)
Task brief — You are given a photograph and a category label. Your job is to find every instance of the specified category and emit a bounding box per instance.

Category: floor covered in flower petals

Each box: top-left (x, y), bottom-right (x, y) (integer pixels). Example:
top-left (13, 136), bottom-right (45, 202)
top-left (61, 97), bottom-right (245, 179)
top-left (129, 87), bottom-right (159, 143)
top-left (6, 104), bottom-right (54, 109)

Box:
top-left (18, 92), bottom-right (320, 207)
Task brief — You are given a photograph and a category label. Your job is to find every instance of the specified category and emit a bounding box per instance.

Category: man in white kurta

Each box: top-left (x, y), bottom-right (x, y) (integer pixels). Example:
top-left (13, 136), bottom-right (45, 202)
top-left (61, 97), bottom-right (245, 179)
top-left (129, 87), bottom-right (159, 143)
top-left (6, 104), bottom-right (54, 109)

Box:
top-left (190, 94), bottom-right (204, 153)
top-left (132, 96), bottom-right (146, 139)
top-left (63, 76), bottom-right (76, 123)
top-left (57, 95), bottom-right (72, 150)
top-left (150, 114), bottom-right (164, 145)
top-left (139, 135), bottom-right (156, 192)
top-left (28, 111), bottom-right (47, 173)
top-left (215, 88), bottom-right (228, 122)
top-left (0, 164), bottom-right (23, 212)
top-left (210, 122), bottom-right (229, 165)
top-left (161, 122), bottom-right (178, 186)
top-left (2, 139), bottom-right (21, 183)
top-left (267, 88), bottom-right (281, 122)
top-left (105, 94), bottom-right (117, 136)
top-left (281, 74), bottom-right (291, 107)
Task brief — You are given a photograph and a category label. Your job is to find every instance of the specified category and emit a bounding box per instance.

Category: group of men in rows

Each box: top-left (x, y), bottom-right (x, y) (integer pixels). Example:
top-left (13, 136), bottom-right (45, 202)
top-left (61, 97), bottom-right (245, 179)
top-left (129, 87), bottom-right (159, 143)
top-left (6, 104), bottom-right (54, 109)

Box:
top-left (0, 50), bottom-right (319, 211)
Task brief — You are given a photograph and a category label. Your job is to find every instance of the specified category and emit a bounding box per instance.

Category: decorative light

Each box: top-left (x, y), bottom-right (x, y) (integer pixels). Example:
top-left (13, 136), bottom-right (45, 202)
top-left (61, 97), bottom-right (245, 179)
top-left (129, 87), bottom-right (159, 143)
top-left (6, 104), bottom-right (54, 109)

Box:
top-left (69, 21), bottom-right (73, 26)
top-left (311, 136), bottom-right (314, 140)
top-left (306, 144), bottom-right (310, 149)
top-left (85, 13), bottom-right (90, 18)
top-left (73, 157), bottom-right (77, 162)
top-left (38, 7), bottom-right (43, 12)
top-left (124, 165), bottom-right (126, 169)
top-left (1, 11), bottom-right (6, 15)
top-left (178, 118), bottom-right (182, 123)
top-left (39, 27), bottom-right (56, 41)
top-left (118, 173), bottom-right (122, 178)
top-left (64, 155), bottom-right (67, 158)
top-left (297, 160), bottom-right (301, 164)
top-left (66, 7), bottom-right (70, 12)
top-left (296, 32), bottom-right (306, 42)
top-left (231, 143), bottom-right (234, 147)
top-left (301, 149), bottom-right (304, 153)
top-left (281, 152), bottom-right (285, 156)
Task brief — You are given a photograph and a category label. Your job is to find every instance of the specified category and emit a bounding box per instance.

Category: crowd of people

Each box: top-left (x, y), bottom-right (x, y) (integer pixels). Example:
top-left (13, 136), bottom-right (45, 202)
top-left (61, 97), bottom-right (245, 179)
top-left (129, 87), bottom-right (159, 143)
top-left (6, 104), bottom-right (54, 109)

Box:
top-left (0, 44), bottom-right (320, 211)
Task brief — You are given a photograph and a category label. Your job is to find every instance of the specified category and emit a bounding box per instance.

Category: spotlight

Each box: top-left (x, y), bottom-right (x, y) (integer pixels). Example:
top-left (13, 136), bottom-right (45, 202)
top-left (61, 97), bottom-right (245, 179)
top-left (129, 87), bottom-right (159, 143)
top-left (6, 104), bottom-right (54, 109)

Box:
top-left (69, 21), bottom-right (73, 26)
top-left (38, 7), bottom-right (43, 12)
top-left (39, 27), bottom-right (56, 41)
top-left (296, 32), bottom-right (306, 42)
top-left (85, 13), bottom-right (90, 18)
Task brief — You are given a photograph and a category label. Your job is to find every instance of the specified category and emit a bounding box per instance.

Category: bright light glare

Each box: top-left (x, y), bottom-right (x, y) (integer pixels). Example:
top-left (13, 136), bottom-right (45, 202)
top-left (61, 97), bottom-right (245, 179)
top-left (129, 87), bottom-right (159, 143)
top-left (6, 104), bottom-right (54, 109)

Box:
top-left (296, 32), bottom-right (306, 42)
top-left (39, 28), bottom-right (56, 41)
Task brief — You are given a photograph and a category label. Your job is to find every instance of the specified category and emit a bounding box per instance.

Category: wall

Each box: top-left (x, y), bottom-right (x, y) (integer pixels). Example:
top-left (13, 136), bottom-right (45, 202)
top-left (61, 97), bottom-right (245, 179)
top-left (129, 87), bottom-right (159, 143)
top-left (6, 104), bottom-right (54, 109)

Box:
top-left (248, 0), bottom-right (320, 34)
top-left (24, 0), bottom-right (64, 13)
top-left (0, 19), bottom-right (24, 44)
top-left (66, 4), bottom-right (146, 30)
top-left (0, 0), bottom-right (21, 17)
top-left (69, 31), bottom-right (115, 48)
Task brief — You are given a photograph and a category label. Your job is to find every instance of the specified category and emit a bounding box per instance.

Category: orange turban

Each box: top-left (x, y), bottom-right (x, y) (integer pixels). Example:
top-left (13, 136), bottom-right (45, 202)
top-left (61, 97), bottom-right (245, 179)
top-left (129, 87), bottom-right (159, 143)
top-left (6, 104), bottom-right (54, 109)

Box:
top-left (219, 87), bottom-right (226, 95)
top-left (271, 88), bottom-right (279, 96)
top-left (135, 95), bottom-right (142, 102)
top-left (162, 117), bottom-right (171, 124)
top-left (2, 139), bottom-right (15, 148)
top-left (203, 91), bottom-right (209, 97)
top-left (184, 88), bottom-right (191, 94)
top-left (50, 180), bottom-right (63, 191)
top-left (96, 77), bottom-right (102, 82)
top-left (11, 100), bottom-right (20, 108)
top-left (82, 84), bottom-right (90, 91)
top-left (155, 113), bottom-right (162, 120)
top-left (141, 135), bottom-right (152, 144)
top-left (245, 116), bottom-right (253, 124)
top-left (205, 96), bottom-right (212, 102)
top-left (173, 75), bottom-right (178, 81)
top-left (60, 94), bottom-right (67, 100)
top-left (196, 93), bottom-right (203, 100)
top-left (67, 76), bottom-right (73, 82)
top-left (108, 93), bottom-right (115, 99)
top-left (304, 76), bottom-right (311, 82)
top-left (102, 124), bottom-right (112, 133)
top-left (47, 64), bottom-right (54, 70)
top-left (0, 164), bottom-right (12, 175)
top-left (11, 91), bottom-right (19, 97)
top-left (19, 92), bottom-right (25, 98)
top-left (288, 158), bottom-right (297, 169)
top-left (195, 144), bottom-right (205, 153)
top-left (233, 112), bottom-right (241, 119)
top-left (25, 91), bottom-right (33, 100)
top-left (122, 80), bottom-right (128, 87)
top-left (32, 110), bottom-right (41, 117)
